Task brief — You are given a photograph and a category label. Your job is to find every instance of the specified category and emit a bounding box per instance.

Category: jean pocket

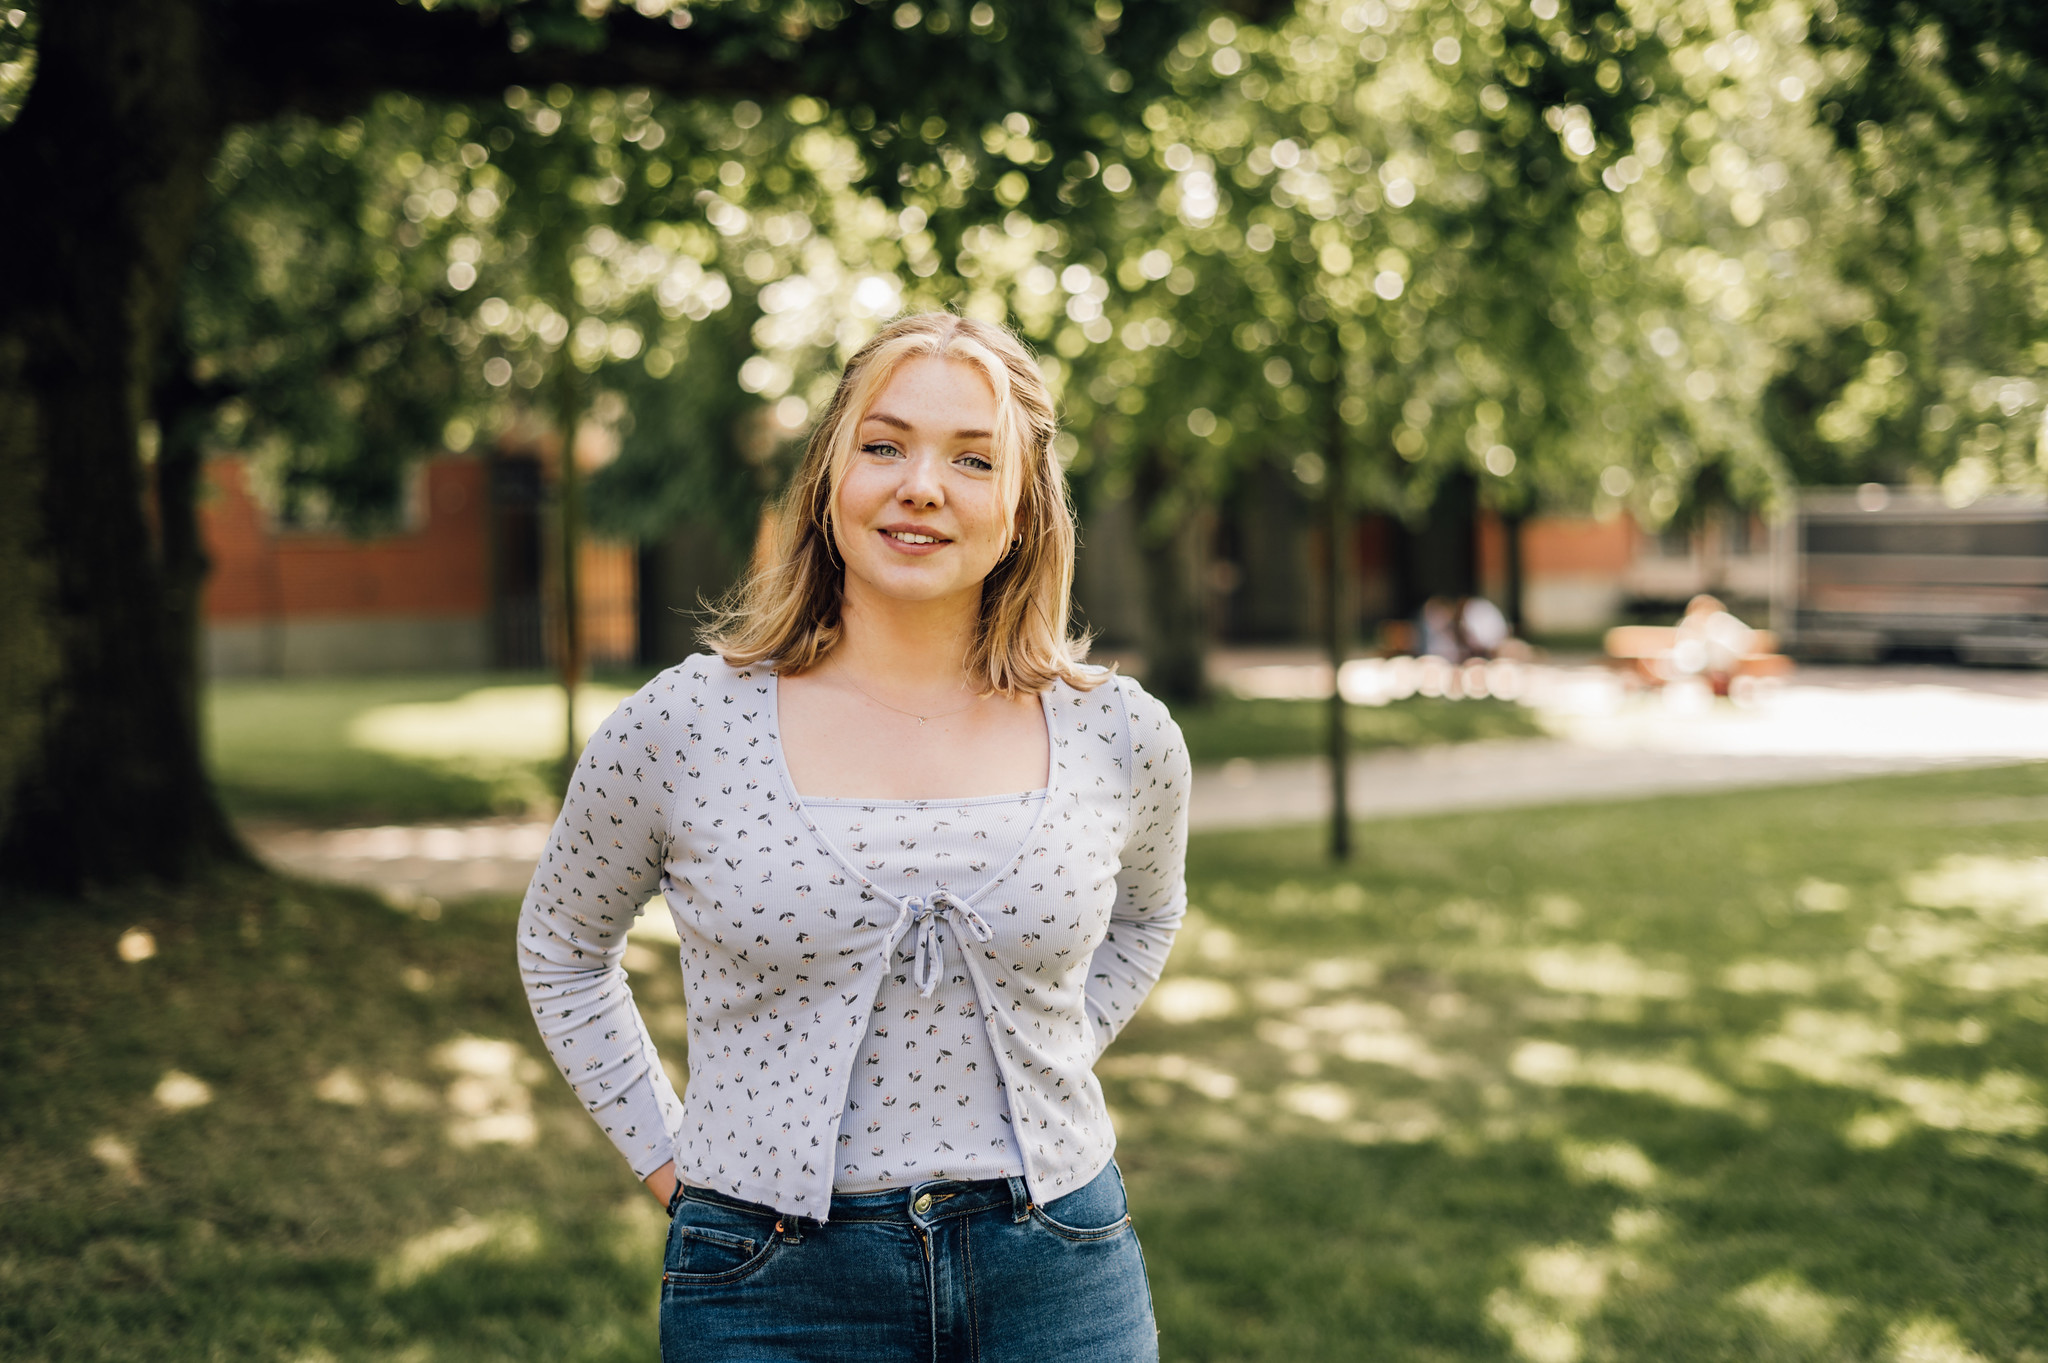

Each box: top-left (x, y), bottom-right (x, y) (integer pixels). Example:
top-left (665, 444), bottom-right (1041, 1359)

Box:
top-left (664, 1198), bottom-right (780, 1284)
top-left (1029, 1162), bottom-right (1134, 1243)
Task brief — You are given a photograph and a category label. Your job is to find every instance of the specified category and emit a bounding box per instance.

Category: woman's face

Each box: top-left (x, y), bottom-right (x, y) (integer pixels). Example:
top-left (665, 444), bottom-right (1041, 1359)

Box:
top-left (833, 355), bottom-right (1016, 610)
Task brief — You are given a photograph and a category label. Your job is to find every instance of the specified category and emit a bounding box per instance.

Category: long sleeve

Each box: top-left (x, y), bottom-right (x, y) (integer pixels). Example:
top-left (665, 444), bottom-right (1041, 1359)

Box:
top-left (516, 683), bottom-right (686, 1179)
top-left (1084, 677), bottom-right (1192, 1055)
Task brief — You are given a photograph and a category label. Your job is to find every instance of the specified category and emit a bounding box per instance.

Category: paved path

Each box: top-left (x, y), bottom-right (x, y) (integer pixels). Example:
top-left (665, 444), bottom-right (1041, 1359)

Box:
top-left (1187, 742), bottom-right (2010, 831)
top-left (245, 660), bottom-right (2048, 900)
top-left (1192, 657), bottom-right (2048, 828)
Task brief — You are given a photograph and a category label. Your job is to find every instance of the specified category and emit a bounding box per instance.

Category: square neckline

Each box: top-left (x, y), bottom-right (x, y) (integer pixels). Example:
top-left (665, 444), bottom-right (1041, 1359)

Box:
top-left (761, 668), bottom-right (1064, 911)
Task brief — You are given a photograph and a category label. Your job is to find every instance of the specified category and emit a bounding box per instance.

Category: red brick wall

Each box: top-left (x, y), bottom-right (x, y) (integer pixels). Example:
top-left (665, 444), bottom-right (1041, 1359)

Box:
top-left (202, 456), bottom-right (489, 623)
top-left (1520, 513), bottom-right (1637, 575)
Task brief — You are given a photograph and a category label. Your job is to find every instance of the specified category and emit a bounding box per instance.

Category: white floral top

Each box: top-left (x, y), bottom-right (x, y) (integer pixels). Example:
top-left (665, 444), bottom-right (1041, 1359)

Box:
top-left (516, 654), bottom-right (1191, 1220)
top-left (811, 790), bottom-right (1045, 1191)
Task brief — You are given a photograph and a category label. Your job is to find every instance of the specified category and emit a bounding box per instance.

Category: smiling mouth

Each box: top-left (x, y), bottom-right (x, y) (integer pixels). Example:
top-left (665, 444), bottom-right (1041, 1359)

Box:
top-left (881, 529), bottom-right (949, 546)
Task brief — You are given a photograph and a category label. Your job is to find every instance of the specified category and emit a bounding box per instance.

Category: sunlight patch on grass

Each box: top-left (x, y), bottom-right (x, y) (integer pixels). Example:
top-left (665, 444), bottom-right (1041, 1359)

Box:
top-left (1718, 957), bottom-right (1820, 994)
top-left (1903, 854), bottom-right (2048, 926)
top-left (1558, 1138), bottom-right (1660, 1190)
top-left (153, 1070), bottom-right (214, 1112)
top-left (1751, 1009), bottom-right (1903, 1086)
top-left (1277, 1082), bottom-right (1356, 1124)
top-left (349, 684), bottom-right (631, 764)
top-left (1510, 1041), bottom-right (1745, 1113)
top-left (1755, 1010), bottom-right (2047, 1140)
top-left (1795, 877), bottom-right (1852, 912)
top-left (1888, 1315), bottom-right (1993, 1363)
top-left (432, 1036), bottom-right (542, 1148)
top-left (1730, 1272), bottom-right (1845, 1346)
top-left (1143, 975), bottom-right (1241, 1023)
top-left (1489, 1243), bottom-right (1616, 1363)
top-left (1097, 1052), bottom-right (1241, 1101)
top-left (1527, 944), bottom-right (1690, 999)
top-left (376, 1212), bottom-right (542, 1290)
top-left (314, 1066), bottom-right (369, 1105)
top-left (88, 1133), bottom-right (142, 1183)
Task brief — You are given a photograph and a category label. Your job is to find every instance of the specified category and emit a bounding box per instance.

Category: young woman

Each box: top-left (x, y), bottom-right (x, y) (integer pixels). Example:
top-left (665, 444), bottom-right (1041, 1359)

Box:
top-left (518, 312), bottom-right (1191, 1362)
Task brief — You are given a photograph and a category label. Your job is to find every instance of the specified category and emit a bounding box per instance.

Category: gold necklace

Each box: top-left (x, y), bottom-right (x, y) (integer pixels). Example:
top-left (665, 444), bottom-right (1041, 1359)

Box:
top-left (838, 673), bottom-right (980, 726)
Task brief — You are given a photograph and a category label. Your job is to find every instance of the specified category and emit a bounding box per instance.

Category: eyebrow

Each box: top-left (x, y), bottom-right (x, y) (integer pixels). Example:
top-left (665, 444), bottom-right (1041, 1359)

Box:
top-left (862, 411), bottom-right (994, 441)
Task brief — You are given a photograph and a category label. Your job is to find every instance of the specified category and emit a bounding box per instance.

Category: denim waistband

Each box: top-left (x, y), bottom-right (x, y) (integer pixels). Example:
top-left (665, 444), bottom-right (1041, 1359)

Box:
top-left (680, 1174), bottom-right (1033, 1229)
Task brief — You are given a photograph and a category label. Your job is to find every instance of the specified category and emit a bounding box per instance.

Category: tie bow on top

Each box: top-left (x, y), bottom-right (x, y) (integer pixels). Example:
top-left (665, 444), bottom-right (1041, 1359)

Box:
top-left (886, 889), bottom-right (996, 998)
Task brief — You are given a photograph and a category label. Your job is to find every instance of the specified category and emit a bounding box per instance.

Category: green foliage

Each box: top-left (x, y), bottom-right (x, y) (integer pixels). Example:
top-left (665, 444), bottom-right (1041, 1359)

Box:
top-left (10, 764), bottom-right (2048, 1358)
top-left (1774, 0), bottom-right (2048, 499)
top-left (1814, 0), bottom-right (2048, 194)
top-left (0, 0), bottom-right (34, 126)
top-left (25, 0), bottom-right (2048, 545)
top-left (1050, 0), bottom-right (1675, 525)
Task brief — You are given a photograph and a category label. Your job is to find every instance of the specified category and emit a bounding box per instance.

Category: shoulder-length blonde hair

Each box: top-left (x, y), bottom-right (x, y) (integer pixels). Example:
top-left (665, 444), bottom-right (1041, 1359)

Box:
top-left (704, 312), bottom-right (1101, 694)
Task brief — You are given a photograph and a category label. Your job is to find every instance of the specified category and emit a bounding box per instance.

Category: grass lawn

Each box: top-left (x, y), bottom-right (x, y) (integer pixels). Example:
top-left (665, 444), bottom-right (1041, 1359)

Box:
top-left (205, 671), bottom-right (1541, 825)
top-left (9, 763), bottom-right (2048, 1360)
top-left (205, 671), bottom-right (650, 826)
top-left (1170, 693), bottom-right (1542, 765)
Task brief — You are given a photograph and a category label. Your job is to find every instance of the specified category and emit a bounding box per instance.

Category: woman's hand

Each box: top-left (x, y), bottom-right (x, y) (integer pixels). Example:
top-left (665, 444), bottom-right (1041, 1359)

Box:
top-left (644, 1160), bottom-right (679, 1209)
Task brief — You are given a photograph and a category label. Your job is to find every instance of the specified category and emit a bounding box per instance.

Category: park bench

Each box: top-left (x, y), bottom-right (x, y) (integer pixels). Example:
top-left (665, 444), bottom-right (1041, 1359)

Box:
top-left (1603, 623), bottom-right (1794, 694)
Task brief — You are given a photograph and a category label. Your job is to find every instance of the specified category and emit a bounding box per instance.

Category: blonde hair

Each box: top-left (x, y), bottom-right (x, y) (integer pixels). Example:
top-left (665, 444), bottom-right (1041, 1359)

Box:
top-left (704, 312), bottom-right (1101, 694)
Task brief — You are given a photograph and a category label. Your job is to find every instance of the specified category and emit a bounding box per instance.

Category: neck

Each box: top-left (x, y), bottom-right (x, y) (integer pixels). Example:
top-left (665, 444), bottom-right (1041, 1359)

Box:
top-left (830, 575), bottom-right (981, 696)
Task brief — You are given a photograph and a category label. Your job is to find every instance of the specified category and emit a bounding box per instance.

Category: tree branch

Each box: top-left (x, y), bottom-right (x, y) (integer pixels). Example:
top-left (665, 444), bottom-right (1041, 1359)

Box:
top-left (215, 0), bottom-right (851, 123)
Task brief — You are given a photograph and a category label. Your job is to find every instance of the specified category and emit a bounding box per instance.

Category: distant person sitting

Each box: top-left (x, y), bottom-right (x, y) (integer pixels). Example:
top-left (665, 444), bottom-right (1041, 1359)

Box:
top-left (1422, 595), bottom-right (1512, 662)
top-left (1420, 596), bottom-right (1462, 661)
top-left (1457, 596), bottom-right (1510, 660)
top-left (1670, 593), bottom-right (1755, 695)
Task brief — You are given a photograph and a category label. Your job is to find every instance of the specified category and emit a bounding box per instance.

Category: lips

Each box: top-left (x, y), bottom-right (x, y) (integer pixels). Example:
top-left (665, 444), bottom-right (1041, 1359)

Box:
top-left (878, 525), bottom-right (952, 551)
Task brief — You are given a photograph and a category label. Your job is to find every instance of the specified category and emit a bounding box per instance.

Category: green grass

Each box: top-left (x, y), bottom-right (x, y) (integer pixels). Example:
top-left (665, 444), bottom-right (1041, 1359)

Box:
top-left (15, 765), bottom-right (2047, 1360)
top-left (1170, 694), bottom-right (1544, 765)
top-left (205, 670), bottom-right (655, 825)
top-left (206, 671), bottom-right (1542, 824)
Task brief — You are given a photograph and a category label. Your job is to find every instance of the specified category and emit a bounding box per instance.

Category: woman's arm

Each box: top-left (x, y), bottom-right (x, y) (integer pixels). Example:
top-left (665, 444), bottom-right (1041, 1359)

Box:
top-left (516, 682), bottom-right (689, 1185)
top-left (643, 1159), bottom-right (679, 1208)
top-left (1084, 679), bottom-right (1193, 1056)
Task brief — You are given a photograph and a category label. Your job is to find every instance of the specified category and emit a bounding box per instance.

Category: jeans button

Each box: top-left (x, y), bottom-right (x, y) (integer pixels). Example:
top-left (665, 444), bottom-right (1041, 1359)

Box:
top-left (913, 1193), bottom-right (933, 1214)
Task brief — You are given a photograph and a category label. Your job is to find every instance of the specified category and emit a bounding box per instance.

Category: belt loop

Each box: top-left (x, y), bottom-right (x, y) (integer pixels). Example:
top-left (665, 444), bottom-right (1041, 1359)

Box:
top-left (1008, 1175), bottom-right (1031, 1223)
top-left (777, 1216), bottom-right (804, 1245)
top-left (666, 1180), bottom-right (687, 1217)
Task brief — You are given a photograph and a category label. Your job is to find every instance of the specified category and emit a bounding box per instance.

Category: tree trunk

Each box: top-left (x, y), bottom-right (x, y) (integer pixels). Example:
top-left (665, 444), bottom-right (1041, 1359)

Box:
top-left (1133, 447), bottom-right (1208, 706)
top-left (0, 0), bottom-right (246, 891)
top-left (1503, 510), bottom-right (1526, 634)
top-left (1324, 403), bottom-right (1351, 863)
top-left (556, 369), bottom-right (585, 785)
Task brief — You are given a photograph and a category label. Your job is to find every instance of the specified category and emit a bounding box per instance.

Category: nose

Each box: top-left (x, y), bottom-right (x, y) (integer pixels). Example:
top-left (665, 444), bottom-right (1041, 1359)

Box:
top-left (896, 449), bottom-right (944, 508)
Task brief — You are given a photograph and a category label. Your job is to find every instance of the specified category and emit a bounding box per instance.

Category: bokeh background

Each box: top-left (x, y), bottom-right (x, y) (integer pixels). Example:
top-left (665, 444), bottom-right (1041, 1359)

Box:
top-left (5, 1), bottom-right (2048, 1359)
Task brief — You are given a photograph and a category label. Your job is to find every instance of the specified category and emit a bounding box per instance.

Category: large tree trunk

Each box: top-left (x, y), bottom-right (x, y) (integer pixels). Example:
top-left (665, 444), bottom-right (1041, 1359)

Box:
top-left (0, 0), bottom-right (246, 890)
top-left (1133, 446), bottom-right (1208, 706)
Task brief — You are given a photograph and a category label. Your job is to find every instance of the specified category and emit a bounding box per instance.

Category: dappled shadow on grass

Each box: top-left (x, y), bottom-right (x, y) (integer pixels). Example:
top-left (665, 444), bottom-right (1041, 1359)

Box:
top-left (0, 870), bottom-right (678, 1362)
top-left (11, 762), bottom-right (2048, 1361)
top-left (1113, 763), bottom-right (2048, 1362)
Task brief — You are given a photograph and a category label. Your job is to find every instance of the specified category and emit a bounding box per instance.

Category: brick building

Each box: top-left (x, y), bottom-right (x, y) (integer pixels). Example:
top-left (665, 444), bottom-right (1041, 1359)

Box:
top-left (201, 452), bottom-right (635, 676)
top-left (201, 452), bottom-right (1770, 676)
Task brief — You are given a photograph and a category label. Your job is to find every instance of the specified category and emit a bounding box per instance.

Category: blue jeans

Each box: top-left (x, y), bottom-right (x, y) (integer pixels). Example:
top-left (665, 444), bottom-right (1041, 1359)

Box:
top-left (659, 1161), bottom-right (1159, 1363)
